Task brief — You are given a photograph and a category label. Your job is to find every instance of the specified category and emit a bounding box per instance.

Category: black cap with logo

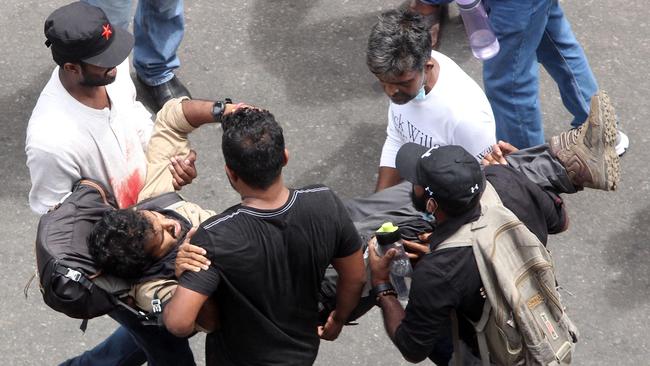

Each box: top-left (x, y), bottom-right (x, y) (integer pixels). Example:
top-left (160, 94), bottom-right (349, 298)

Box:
top-left (44, 1), bottom-right (134, 68)
top-left (396, 143), bottom-right (485, 215)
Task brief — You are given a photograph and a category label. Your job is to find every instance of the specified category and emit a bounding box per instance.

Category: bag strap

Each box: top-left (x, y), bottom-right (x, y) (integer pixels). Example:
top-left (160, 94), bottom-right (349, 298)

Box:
top-left (54, 265), bottom-right (95, 291)
top-left (480, 182), bottom-right (502, 206)
top-left (78, 179), bottom-right (109, 205)
top-left (474, 300), bottom-right (492, 366)
top-left (441, 200), bottom-right (495, 366)
top-left (151, 279), bottom-right (178, 315)
top-left (433, 223), bottom-right (474, 253)
top-left (136, 192), bottom-right (184, 211)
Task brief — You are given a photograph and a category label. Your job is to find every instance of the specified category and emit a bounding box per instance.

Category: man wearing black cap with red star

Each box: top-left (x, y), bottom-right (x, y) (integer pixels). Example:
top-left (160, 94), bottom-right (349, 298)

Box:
top-left (27, 1), bottom-right (197, 216)
top-left (25, 2), bottom-right (197, 365)
top-left (367, 143), bottom-right (578, 364)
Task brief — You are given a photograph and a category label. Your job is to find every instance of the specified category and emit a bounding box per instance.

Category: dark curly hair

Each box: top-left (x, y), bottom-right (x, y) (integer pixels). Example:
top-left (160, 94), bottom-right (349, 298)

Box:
top-left (221, 108), bottom-right (285, 190)
top-left (87, 209), bottom-right (155, 279)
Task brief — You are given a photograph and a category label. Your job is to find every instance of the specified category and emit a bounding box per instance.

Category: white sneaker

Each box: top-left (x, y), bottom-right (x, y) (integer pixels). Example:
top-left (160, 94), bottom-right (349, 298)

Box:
top-left (615, 130), bottom-right (629, 156)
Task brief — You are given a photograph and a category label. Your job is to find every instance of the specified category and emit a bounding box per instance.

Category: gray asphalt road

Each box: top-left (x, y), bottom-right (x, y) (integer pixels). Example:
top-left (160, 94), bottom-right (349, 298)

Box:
top-left (1, 1), bottom-right (648, 365)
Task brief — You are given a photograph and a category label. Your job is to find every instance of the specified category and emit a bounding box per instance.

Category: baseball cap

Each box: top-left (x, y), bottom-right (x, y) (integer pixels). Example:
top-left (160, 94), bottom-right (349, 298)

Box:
top-left (395, 143), bottom-right (485, 215)
top-left (44, 2), bottom-right (134, 68)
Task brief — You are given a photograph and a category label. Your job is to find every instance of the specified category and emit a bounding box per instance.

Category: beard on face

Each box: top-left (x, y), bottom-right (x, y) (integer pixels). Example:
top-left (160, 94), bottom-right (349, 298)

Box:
top-left (410, 186), bottom-right (429, 213)
top-left (80, 67), bottom-right (116, 87)
top-left (390, 91), bottom-right (416, 105)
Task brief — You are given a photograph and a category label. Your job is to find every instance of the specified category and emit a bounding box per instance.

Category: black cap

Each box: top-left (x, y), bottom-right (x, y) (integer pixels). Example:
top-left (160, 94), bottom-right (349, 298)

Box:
top-left (44, 2), bottom-right (133, 68)
top-left (396, 143), bottom-right (485, 215)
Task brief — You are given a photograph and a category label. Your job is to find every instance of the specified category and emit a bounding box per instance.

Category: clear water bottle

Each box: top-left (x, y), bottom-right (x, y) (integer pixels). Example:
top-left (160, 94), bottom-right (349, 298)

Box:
top-left (375, 222), bottom-right (412, 300)
top-left (456, 0), bottom-right (500, 60)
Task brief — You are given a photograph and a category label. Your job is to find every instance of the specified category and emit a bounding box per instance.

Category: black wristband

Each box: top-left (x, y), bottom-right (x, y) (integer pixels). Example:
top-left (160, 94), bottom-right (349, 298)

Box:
top-left (375, 289), bottom-right (398, 304)
top-left (211, 98), bottom-right (233, 122)
top-left (371, 282), bottom-right (395, 297)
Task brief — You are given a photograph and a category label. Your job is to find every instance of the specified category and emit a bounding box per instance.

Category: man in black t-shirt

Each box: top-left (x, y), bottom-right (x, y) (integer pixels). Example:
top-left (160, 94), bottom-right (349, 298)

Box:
top-left (163, 108), bottom-right (366, 365)
top-left (369, 135), bottom-right (618, 364)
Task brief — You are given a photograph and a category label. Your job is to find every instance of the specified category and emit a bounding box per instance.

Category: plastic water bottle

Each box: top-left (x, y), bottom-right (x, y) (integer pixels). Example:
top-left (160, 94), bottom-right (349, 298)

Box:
top-left (456, 0), bottom-right (500, 60)
top-left (375, 222), bottom-right (412, 300)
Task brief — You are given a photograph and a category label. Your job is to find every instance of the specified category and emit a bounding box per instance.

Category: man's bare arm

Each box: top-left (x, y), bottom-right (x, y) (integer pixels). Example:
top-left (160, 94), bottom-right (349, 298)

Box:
top-left (318, 248), bottom-right (366, 341)
top-left (181, 99), bottom-right (244, 128)
top-left (368, 240), bottom-right (406, 344)
top-left (163, 285), bottom-right (209, 337)
top-left (139, 99), bottom-right (248, 200)
top-left (375, 166), bottom-right (403, 192)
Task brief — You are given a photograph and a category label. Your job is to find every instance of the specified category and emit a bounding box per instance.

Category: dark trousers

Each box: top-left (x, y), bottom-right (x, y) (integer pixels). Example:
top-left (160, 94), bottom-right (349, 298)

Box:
top-left (59, 307), bottom-right (195, 366)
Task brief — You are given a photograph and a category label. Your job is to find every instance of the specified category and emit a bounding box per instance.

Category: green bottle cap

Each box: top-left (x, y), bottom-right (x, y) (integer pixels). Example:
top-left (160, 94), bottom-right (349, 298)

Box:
top-left (376, 222), bottom-right (399, 233)
top-left (376, 222), bottom-right (401, 246)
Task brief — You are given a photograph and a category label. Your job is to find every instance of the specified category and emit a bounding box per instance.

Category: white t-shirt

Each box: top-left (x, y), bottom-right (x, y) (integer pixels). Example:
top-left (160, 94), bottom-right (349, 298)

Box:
top-left (379, 50), bottom-right (496, 168)
top-left (26, 60), bottom-right (153, 214)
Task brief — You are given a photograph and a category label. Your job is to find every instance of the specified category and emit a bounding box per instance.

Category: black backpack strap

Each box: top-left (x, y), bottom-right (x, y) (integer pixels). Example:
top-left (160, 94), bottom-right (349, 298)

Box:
top-left (114, 298), bottom-right (162, 327)
top-left (54, 265), bottom-right (95, 291)
top-left (151, 279), bottom-right (178, 315)
top-left (136, 192), bottom-right (184, 211)
top-left (79, 319), bottom-right (89, 332)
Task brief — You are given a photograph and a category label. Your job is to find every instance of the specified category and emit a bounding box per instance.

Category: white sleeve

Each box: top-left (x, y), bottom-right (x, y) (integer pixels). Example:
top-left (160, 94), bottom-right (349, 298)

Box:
top-left (379, 110), bottom-right (405, 168)
top-left (133, 101), bottom-right (154, 150)
top-left (26, 146), bottom-right (81, 214)
top-left (451, 117), bottom-right (496, 162)
top-left (116, 60), bottom-right (153, 150)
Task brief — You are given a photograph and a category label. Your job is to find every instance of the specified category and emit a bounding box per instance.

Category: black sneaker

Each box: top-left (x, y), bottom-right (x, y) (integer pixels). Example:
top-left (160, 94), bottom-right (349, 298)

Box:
top-left (138, 75), bottom-right (191, 111)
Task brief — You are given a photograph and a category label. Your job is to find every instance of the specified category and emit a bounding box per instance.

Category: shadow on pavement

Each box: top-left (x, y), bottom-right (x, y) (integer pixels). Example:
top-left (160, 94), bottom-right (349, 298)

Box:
top-left (248, 0), bottom-right (384, 105)
top-left (0, 68), bottom-right (53, 201)
top-left (291, 122), bottom-right (384, 199)
top-left (602, 204), bottom-right (650, 309)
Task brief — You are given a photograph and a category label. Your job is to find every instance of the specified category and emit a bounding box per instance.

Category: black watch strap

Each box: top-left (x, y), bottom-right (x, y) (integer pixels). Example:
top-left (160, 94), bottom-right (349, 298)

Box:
top-left (371, 282), bottom-right (395, 297)
top-left (212, 98), bottom-right (233, 122)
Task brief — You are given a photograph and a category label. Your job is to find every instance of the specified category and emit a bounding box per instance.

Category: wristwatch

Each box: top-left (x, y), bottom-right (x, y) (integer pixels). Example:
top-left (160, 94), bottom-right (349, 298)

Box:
top-left (212, 98), bottom-right (233, 122)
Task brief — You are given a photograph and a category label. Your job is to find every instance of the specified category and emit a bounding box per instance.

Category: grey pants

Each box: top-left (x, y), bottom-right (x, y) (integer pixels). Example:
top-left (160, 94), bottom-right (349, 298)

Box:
top-left (343, 143), bottom-right (574, 237)
top-left (505, 143), bottom-right (576, 194)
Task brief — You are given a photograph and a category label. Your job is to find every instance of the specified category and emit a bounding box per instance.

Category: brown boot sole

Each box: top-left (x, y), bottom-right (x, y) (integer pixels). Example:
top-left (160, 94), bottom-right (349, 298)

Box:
top-left (592, 90), bottom-right (620, 190)
top-left (592, 91), bottom-right (618, 147)
top-left (605, 148), bottom-right (620, 190)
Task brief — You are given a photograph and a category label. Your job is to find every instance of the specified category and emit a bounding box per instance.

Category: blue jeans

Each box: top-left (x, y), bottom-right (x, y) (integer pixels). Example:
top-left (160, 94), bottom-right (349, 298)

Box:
top-left (59, 326), bottom-right (145, 366)
top-left (483, 0), bottom-right (598, 149)
top-left (83, 0), bottom-right (185, 86)
top-left (59, 308), bottom-right (195, 366)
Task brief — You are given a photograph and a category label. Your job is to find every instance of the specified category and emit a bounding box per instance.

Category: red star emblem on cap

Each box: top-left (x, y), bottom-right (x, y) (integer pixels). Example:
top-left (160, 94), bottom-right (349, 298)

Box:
top-left (102, 24), bottom-right (113, 40)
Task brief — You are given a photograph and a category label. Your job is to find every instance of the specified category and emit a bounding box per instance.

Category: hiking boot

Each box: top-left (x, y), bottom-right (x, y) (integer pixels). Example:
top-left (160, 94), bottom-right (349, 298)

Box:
top-left (550, 90), bottom-right (620, 191)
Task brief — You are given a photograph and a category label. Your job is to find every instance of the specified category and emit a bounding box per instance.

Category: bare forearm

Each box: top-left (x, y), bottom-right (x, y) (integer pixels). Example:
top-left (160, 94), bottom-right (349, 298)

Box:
top-left (181, 99), bottom-right (217, 128)
top-left (163, 286), bottom-right (208, 337)
top-left (333, 275), bottom-right (365, 322)
top-left (163, 302), bottom-right (196, 337)
top-left (375, 166), bottom-right (403, 192)
top-left (377, 294), bottom-right (405, 340)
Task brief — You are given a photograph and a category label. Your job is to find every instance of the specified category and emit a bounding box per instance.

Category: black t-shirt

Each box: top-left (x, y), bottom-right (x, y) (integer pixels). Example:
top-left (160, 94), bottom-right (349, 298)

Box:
top-left (394, 165), bottom-right (566, 362)
top-left (178, 185), bottom-right (361, 366)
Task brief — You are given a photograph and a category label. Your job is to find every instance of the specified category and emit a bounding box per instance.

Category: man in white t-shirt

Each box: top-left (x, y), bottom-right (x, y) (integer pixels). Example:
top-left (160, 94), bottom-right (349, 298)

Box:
top-left (366, 9), bottom-right (496, 192)
top-left (26, 2), bottom-right (195, 215)
top-left (25, 3), bottom-right (196, 365)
